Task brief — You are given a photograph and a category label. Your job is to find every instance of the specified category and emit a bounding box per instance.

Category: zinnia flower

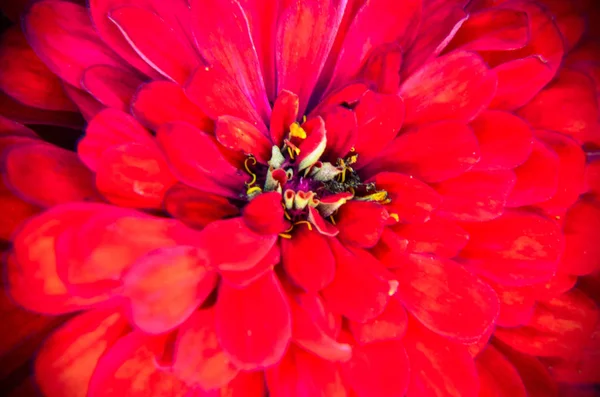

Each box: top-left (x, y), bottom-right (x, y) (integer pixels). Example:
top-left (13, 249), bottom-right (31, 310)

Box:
top-left (0, 0), bottom-right (599, 396)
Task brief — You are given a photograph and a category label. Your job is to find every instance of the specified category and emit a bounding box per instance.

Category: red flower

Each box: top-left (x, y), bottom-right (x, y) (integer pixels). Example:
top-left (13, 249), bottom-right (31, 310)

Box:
top-left (1, 0), bottom-right (600, 396)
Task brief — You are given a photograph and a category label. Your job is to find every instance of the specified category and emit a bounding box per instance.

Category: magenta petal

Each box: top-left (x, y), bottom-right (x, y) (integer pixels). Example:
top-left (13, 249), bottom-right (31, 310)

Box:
top-left (276, 0), bottom-right (343, 114)
top-left (191, 0), bottom-right (271, 124)
top-left (394, 254), bottom-right (499, 343)
top-left (122, 246), bottom-right (217, 334)
top-left (399, 51), bottom-right (497, 125)
top-left (216, 271), bottom-right (291, 370)
top-left (24, 1), bottom-right (126, 88)
top-left (173, 309), bottom-right (239, 390)
top-left (109, 5), bottom-right (200, 84)
top-left (82, 65), bottom-right (144, 111)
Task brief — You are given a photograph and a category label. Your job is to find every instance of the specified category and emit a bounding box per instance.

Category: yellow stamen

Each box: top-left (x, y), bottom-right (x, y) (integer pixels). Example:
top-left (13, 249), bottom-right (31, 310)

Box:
top-left (283, 210), bottom-right (292, 221)
top-left (389, 213), bottom-right (399, 222)
top-left (244, 157), bottom-right (257, 187)
top-left (294, 220), bottom-right (313, 231)
top-left (279, 233), bottom-right (292, 239)
top-left (246, 186), bottom-right (262, 196)
top-left (354, 190), bottom-right (388, 202)
top-left (289, 122), bottom-right (307, 139)
top-left (303, 115), bottom-right (307, 123)
top-left (329, 216), bottom-right (336, 225)
top-left (284, 224), bottom-right (294, 233)
top-left (350, 147), bottom-right (356, 152)
top-left (287, 146), bottom-right (295, 160)
top-left (348, 155), bottom-right (358, 164)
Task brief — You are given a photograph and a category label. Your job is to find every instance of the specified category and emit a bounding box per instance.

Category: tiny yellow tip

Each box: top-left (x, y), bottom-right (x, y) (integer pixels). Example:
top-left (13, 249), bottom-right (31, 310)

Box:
top-left (289, 123), bottom-right (307, 139)
top-left (389, 213), bottom-right (400, 222)
top-left (279, 233), bottom-right (293, 239)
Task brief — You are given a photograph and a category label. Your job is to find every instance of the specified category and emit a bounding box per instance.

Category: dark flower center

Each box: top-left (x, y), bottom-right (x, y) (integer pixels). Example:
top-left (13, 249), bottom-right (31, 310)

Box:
top-left (243, 120), bottom-right (389, 237)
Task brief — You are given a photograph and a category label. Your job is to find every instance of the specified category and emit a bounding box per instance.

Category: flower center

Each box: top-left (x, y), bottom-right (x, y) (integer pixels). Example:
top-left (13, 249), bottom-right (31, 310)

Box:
top-left (243, 120), bottom-right (389, 237)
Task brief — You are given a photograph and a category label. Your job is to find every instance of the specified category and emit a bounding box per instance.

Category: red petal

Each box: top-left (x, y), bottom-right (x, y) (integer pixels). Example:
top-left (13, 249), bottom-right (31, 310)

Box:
top-left (360, 43), bottom-right (403, 94)
top-left (395, 255), bottom-right (499, 342)
top-left (9, 204), bottom-right (116, 313)
top-left (186, 63), bottom-right (267, 133)
top-left (460, 210), bottom-right (563, 285)
top-left (558, 198), bottom-right (600, 275)
top-left (3, 142), bottom-right (99, 207)
top-left (88, 332), bottom-right (190, 397)
top-left (164, 184), bottom-right (239, 230)
top-left (353, 91), bottom-right (405, 169)
top-left (446, 8), bottom-right (528, 52)
top-left (267, 345), bottom-right (349, 397)
top-left (517, 69), bottom-right (600, 146)
top-left (489, 282), bottom-right (535, 327)
top-left (173, 309), bottom-right (238, 390)
top-left (399, 51), bottom-right (497, 125)
top-left (199, 217), bottom-right (277, 272)
top-left (328, 0), bottom-right (420, 94)
top-left (434, 170), bottom-right (516, 222)
top-left (243, 192), bottom-right (289, 235)
top-left (476, 345), bottom-right (527, 397)
top-left (122, 246), bottom-right (217, 334)
top-left (131, 81), bottom-right (213, 132)
top-left (219, 243), bottom-right (281, 288)
top-left (109, 6), bottom-right (199, 84)
top-left (62, 83), bottom-right (105, 122)
top-left (276, 0), bottom-right (343, 114)
top-left (216, 115), bottom-right (273, 163)
top-left (219, 371), bottom-right (266, 397)
top-left (494, 289), bottom-right (599, 358)
top-left (0, 90), bottom-right (82, 127)
top-left (349, 298), bottom-right (408, 344)
top-left (296, 117), bottom-right (327, 171)
top-left (585, 160), bottom-right (600, 197)
top-left (270, 90), bottom-right (299, 146)
top-left (156, 122), bottom-right (247, 197)
top-left (321, 241), bottom-right (394, 323)
top-left (362, 121), bottom-right (480, 183)
top-left (191, 0), bottom-right (271, 124)
top-left (79, 108), bottom-right (154, 171)
top-left (0, 25), bottom-right (76, 111)
top-left (369, 172), bottom-right (441, 223)
top-left (495, 343), bottom-right (559, 397)
top-left (281, 225), bottom-right (335, 292)
top-left (470, 110), bottom-right (533, 171)
top-left (307, 206), bottom-right (339, 237)
top-left (82, 65), bottom-right (143, 111)
top-left (336, 201), bottom-right (389, 248)
top-left (96, 143), bottom-right (177, 209)
top-left (216, 271), bottom-right (291, 370)
top-left (322, 106), bottom-right (358, 161)
top-left (340, 339), bottom-right (410, 397)
top-left (57, 210), bottom-right (202, 297)
top-left (290, 292), bottom-right (351, 362)
top-left (35, 310), bottom-right (128, 397)
top-left (392, 217), bottom-right (469, 258)
top-left (506, 139), bottom-right (559, 207)
top-left (24, 1), bottom-right (125, 88)
top-left (404, 320), bottom-right (479, 397)
top-left (534, 130), bottom-right (586, 213)
top-left (0, 184), bottom-right (39, 240)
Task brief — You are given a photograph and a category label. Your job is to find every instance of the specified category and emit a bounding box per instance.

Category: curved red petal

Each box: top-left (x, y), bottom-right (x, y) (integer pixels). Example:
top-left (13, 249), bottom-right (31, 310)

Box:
top-left (476, 345), bottom-right (527, 397)
top-left (349, 298), bottom-right (408, 344)
top-left (216, 271), bottom-right (291, 370)
top-left (336, 201), bottom-right (389, 248)
top-left (558, 198), bottom-right (600, 276)
top-left (82, 65), bottom-right (144, 111)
